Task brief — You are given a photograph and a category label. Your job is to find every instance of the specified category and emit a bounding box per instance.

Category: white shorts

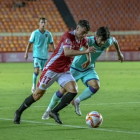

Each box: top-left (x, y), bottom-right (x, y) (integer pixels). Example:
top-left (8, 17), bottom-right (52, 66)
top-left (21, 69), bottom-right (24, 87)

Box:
top-left (37, 69), bottom-right (75, 90)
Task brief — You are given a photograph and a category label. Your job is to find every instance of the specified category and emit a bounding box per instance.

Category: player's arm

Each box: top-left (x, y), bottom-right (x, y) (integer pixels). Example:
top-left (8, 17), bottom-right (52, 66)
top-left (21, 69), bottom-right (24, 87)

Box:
top-left (113, 37), bottom-right (124, 62)
top-left (49, 32), bottom-right (55, 52)
top-left (24, 42), bottom-right (33, 60)
top-left (24, 31), bottom-right (35, 60)
top-left (64, 46), bottom-right (96, 57)
top-left (81, 46), bottom-right (91, 68)
top-left (50, 42), bottom-right (55, 52)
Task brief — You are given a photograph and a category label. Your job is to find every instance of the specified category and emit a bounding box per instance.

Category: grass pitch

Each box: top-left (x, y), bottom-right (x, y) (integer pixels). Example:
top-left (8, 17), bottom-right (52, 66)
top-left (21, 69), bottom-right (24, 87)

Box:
top-left (0, 62), bottom-right (140, 140)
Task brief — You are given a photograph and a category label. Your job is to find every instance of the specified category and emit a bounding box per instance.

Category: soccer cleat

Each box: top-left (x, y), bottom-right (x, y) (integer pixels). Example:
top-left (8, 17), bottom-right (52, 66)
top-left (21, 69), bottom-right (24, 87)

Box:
top-left (72, 99), bottom-right (82, 116)
top-left (14, 110), bottom-right (21, 124)
top-left (49, 111), bottom-right (63, 124)
top-left (31, 86), bottom-right (36, 94)
top-left (42, 111), bottom-right (50, 120)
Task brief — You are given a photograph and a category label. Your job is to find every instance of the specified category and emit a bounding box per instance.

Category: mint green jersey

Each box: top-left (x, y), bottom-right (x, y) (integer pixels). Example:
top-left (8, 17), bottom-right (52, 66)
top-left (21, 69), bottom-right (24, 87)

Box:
top-left (71, 36), bottom-right (114, 70)
top-left (29, 29), bottom-right (53, 59)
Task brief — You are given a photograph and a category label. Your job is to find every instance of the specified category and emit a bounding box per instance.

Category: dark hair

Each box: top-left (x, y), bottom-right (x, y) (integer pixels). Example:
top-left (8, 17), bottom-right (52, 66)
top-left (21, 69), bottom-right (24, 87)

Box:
top-left (39, 17), bottom-right (47, 21)
top-left (96, 27), bottom-right (110, 40)
top-left (78, 20), bottom-right (91, 31)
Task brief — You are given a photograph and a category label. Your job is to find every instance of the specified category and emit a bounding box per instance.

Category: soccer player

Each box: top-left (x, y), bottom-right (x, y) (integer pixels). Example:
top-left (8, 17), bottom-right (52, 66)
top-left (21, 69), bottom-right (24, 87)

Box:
top-left (14, 20), bottom-right (96, 124)
top-left (24, 17), bottom-right (55, 93)
top-left (42, 27), bottom-right (124, 120)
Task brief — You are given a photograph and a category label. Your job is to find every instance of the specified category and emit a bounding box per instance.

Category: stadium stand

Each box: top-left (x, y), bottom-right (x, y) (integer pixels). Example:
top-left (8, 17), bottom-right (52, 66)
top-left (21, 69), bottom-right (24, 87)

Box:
top-left (0, 0), bottom-right (140, 53)
top-left (0, 0), bottom-right (67, 52)
top-left (0, 35), bottom-right (61, 52)
top-left (64, 0), bottom-right (140, 51)
top-left (64, 0), bottom-right (140, 31)
top-left (0, 0), bottom-right (68, 33)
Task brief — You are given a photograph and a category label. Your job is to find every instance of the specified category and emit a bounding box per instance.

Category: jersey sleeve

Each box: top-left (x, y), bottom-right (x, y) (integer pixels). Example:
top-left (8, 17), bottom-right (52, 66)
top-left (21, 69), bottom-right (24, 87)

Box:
top-left (107, 37), bottom-right (115, 46)
top-left (63, 36), bottom-right (72, 48)
top-left (49, 32), bottom-right (53, 44)
top-left (87, 36), bottom-right (95, 47)
top-left (29, 31), bottom-right (35, 43)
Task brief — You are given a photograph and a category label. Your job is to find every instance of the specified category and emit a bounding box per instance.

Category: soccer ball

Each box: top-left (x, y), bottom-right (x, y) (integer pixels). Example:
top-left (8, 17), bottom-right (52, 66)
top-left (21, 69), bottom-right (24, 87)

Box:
top-left (86, 111), bottom-right (103, 128)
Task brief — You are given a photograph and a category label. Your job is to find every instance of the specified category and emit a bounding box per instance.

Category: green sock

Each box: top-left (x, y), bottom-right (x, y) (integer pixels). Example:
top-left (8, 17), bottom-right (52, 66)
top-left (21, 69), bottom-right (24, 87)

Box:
top-left (48, 93), bottom-right (62, 110)
top-left (79, 87), bottom-right (94, 101)
top-left (33, 72), bottom-right (38, 87)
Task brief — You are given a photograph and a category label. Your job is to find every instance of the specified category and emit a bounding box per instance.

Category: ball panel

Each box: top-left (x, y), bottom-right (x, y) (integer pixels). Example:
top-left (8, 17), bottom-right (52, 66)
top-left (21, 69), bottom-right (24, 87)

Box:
top-left (85, 111), bottom-right (103, 128)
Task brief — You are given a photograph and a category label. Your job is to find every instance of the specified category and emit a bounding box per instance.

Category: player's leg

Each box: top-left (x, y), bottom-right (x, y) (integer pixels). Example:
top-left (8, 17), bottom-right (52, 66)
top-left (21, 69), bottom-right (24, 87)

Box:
top-left (49, 72), bottom-right (78, 124)
top-left (32, 67), bottom-right (40, 93)
top-left (42, 87), bottom-right (66, 119)
top-left (42, 68), bottom-right (80, 119)
top-left (32, 58), bottom-right (41, 93)
top-left (14, 69), bottom-right (57, 124)
top-left (14, 88), bottom-right (46, 124)
top-left (73, 69), bottom-right (100, 116)
top-left (79, 80), bottom-right (100, 101)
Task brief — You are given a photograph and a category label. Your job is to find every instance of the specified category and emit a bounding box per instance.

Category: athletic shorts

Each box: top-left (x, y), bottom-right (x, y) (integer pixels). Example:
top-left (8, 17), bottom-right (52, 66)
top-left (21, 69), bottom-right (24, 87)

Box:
top-left (37, 69), bottom-right (76, 90)
top-left (70, 67), bottom-right (99, 87)
top-left (33, 58), bottom-right (48, 70)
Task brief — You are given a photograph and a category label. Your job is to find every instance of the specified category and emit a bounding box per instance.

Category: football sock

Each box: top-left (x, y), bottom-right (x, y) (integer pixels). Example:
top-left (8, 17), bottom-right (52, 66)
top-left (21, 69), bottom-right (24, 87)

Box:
top-left (33, 72), bottom-right (39, 87)
top-left (79, 86), bottom-right (98, 101)
top-left (48, 90), bottom-right (64, 110)
top-left (52, 92), bottom-right (77, 113)
top-left (17, 94), bottom-right (36, 114)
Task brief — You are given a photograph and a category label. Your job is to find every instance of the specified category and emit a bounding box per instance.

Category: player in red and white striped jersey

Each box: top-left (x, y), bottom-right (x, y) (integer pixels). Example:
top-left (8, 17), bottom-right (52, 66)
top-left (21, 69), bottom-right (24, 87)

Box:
top-left (14, 20), bottom-right (96, 124)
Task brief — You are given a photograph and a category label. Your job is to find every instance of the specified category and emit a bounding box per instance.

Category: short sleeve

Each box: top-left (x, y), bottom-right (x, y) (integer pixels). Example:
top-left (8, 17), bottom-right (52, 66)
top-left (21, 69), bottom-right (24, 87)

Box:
top-left (29, 32), bottom-right (35, 43)
top-left (87, 36), bottom-right (95, 47)
top-left (107, 37), bottom-right (115, 46)
top-left (63, 38), bottom-right (72, 48)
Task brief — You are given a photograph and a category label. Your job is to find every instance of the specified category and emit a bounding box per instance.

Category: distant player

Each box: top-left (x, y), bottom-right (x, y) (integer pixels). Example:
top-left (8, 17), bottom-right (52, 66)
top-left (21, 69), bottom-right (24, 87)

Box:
top-left (42, 27), bottom-right (124, 120)
top-left (14, 20), bottom-right (97, 124)
top-left (24, 17), bottom-right (55, 93)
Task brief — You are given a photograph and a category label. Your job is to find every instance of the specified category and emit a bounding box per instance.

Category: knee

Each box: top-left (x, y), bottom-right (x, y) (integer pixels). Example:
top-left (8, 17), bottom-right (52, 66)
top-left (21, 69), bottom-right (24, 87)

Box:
top-left (64, 82), bottom-right (78, 93)
top-left (59, 87), bottom-right (67, 94)
top-left (34, 69), bottom-right (39, 75)
top-left (89, 81), bottom-right (100, 92)
top-left (33, 91), bottom-right (44, 101)
top-left (94, 84), bottom-right (100, 90)
top-left (67, 86), bottom-right (78, 93)
top-left (89, 86), bottom-right (99, 94)
top-left (34, 72), bottom-right (39, 77)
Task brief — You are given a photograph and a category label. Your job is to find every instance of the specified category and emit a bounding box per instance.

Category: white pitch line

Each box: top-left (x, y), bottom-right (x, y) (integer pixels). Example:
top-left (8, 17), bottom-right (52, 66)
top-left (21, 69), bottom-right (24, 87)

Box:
top-left (1, 101), bottom-right (140, 109)
top-left (82, 101), bottom-right (140, 106)
top-left (0, 118), bottom-right (140, 135)
top-left (33, 101), bottom-right (140, 107)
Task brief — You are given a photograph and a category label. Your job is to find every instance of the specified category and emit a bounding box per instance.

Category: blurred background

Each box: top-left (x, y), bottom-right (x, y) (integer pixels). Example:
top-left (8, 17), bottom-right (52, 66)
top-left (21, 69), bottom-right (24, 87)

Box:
top-left (0, 0), bottom-right (140, 62)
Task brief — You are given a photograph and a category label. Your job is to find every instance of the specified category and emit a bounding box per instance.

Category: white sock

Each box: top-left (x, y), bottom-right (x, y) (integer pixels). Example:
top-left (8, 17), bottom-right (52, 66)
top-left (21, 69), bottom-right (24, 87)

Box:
top-left (46, 106), bottom-right (51, 112)
top-left (75, 97), bottom-right (81, 103)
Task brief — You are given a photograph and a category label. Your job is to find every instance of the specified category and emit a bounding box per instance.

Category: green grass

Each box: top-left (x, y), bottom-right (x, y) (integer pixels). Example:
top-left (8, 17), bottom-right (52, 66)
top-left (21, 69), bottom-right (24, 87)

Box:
top-left (0, 62), bottom-right (140, 140)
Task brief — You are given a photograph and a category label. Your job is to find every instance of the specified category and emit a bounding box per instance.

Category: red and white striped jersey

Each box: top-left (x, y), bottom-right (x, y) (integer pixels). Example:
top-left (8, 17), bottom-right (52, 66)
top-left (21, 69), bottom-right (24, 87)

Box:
top-left (44, 30), bottom-right (88, 73)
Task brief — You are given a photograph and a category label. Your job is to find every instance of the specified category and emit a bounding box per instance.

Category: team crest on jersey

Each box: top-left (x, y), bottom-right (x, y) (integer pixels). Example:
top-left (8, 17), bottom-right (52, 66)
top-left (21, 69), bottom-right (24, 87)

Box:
top-left (66, 39), bottom-right (72, 45)
top-left (45, 34), bottom-right (48, 37)
top-left (42, 84), bottom-right (46, 89)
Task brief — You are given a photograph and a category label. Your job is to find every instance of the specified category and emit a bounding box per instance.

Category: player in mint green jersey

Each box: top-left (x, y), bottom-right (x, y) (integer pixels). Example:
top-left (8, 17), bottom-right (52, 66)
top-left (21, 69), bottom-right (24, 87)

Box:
top-left (42, 27), bottom-right (124, 119)
top-left (24, 17), bottom-right (55, 93)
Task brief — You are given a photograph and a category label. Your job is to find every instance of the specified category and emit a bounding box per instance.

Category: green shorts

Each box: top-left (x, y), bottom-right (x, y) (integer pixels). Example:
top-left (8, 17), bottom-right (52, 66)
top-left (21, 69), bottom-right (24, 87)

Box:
top-left (70, 67), bottom-right (99, 87)
top-left (33, 57), bottom-right (48, 70)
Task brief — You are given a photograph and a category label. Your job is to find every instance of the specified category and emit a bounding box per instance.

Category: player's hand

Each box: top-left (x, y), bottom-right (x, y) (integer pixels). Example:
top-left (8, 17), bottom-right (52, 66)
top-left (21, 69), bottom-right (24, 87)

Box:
top-left (85, 47), bottom-right (96, 53)
top-left (82, 61), bottom-right (90, 68)
top-left (118, 53), bottom-right (124, 62)
top-left (24, 53), bottom-right (28, 60)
